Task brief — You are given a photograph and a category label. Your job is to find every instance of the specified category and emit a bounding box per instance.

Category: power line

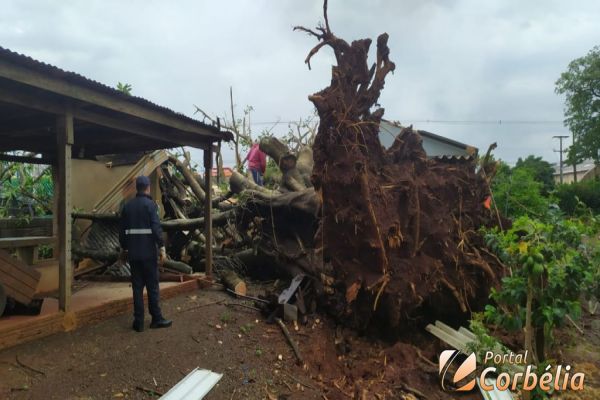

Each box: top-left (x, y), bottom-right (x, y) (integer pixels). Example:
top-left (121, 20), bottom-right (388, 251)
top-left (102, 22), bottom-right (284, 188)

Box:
top-left (248, 119), bottom-right (564, 126)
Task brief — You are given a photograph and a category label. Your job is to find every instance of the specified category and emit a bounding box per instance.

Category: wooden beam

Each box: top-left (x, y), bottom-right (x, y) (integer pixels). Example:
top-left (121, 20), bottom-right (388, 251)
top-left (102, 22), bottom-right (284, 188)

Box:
top-left (56, 111), bottom-right (73, 311)
top-left (204, 147), bottom-right (213, 278)
top-left (0, 137), bottom-right (52, 153)
top-left (0, 236), bottom-right (56, 248)
top-left (0, 88), bottom-right (211, 150)
top-left (0, 86), bottom-right (66, 115)
top-left (0, 153), bottom-right (53, 165)
top-left (0, 60), bottom-right (223, 140)
top-left (0, 114), bottom-right (55, 135)
top-left (75, 108), bottom-right (210, 150)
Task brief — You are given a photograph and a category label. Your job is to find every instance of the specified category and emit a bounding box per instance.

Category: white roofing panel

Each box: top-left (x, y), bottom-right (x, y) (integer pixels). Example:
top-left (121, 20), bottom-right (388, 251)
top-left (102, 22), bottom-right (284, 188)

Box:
top-left (160, 368), bottom-right (223, 400)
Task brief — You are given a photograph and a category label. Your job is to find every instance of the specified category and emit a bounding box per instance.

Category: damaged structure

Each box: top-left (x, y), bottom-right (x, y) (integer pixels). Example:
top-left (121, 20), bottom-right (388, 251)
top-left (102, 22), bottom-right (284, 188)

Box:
top-left (0, 46), bottom-right (232, 346)
top-left (0, 2), bottom-right (508, 394)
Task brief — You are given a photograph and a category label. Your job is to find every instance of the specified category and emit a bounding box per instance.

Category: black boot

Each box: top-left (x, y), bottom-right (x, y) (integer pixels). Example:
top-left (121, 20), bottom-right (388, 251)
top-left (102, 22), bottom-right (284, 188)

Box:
top-left (132, 320), bottom-right (144, 332)
top-left (150, 318), bottom-right (172, 329)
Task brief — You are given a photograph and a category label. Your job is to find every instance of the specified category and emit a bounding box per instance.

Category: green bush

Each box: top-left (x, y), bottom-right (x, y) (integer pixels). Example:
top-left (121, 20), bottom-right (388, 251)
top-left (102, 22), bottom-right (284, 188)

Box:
top-left (492, 163), bottom-right (550, 219)
top-left (483, 211), bottom-right (599, 361)
top-left (554, 180), bottom-right (600, 215)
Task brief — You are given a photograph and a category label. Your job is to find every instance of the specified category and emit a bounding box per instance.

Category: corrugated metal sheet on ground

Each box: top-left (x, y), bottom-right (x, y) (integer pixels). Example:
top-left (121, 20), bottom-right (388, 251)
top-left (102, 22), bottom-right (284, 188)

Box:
top-left (82, 220), bottom-right (120, 253)
top-left (160, 368), bottom-right (222, 400)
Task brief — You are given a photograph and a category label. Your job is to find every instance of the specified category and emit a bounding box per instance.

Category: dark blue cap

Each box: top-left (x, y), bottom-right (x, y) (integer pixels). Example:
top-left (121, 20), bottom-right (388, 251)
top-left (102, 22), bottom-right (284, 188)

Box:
top-left (136, 175), bottom-right (151, 191)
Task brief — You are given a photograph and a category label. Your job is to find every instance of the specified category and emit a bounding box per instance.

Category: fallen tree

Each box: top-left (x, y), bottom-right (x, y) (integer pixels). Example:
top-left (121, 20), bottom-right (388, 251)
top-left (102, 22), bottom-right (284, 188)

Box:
top-left (73, 3), bottom-right (502, 337)
top-left (288, 3), bottom-right (503, 332)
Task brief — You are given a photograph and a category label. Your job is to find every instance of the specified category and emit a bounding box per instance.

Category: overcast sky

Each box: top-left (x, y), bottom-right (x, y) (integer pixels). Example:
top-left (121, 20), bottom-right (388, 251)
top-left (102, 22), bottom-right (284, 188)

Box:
top-left (2, 0), bottom-right (599, 166)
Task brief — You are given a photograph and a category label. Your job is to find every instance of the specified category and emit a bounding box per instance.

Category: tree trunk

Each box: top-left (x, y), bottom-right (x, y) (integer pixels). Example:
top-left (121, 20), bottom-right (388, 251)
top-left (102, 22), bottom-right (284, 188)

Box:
top-left (168, 155), bottom-right (206, 202)
top-left (260, 136), bottom-right (310, 191)
top-left (220, 269), bottom-right (247, 296)
top-left (163, 259), bottom-right (193, 274)
top-left (161, 209), bottom-right (236, 231)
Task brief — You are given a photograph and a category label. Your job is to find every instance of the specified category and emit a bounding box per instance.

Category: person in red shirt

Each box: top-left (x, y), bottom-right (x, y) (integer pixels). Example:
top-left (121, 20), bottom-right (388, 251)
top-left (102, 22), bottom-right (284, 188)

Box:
top-left (244, 142), bottom-right (267, 186)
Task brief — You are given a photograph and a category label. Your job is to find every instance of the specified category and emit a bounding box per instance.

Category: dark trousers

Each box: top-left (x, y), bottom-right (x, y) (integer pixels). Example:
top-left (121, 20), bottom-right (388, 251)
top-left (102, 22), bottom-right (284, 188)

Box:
top-left (130, 259), bottom-right (162, 322)
top-left (250, 168), bottom-right (263, 186)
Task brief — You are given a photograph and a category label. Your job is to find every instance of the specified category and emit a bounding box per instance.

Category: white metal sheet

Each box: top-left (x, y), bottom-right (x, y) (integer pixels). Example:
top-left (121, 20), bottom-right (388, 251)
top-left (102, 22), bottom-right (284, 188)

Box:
top-left (160, 368), bottom-right (223, 400)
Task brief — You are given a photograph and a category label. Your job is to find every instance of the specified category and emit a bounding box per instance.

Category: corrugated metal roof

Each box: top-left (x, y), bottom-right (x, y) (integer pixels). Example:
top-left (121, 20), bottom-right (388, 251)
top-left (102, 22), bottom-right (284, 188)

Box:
top-left (0, 46), bottom-right (228, 139)
top-left (433, 154), bottom-right (475, 162)
top-left (553, 158), bottom-right (596, 175)
top-left (379, 120), bottom-right (478, 161)
top-left (160, 368), bottom-right (222, 400)
top-left (381, 119), bottom-right (478, 153)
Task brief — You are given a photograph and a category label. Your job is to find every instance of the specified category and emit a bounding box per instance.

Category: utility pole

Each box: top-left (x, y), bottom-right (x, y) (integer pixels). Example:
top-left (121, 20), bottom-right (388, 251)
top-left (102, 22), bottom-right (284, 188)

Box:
top-left (553, 135), bottom-right (569, 184)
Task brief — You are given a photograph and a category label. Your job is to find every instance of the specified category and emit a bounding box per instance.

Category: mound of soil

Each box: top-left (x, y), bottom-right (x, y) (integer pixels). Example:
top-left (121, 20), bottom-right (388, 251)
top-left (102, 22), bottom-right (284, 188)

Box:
top-left (296, 6), bottom-right (503, 333)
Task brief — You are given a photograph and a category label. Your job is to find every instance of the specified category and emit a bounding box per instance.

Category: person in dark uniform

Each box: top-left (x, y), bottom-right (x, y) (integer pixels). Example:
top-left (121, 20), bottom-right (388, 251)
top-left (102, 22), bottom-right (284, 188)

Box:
top-left (119, 176), bottom-right (172, 332)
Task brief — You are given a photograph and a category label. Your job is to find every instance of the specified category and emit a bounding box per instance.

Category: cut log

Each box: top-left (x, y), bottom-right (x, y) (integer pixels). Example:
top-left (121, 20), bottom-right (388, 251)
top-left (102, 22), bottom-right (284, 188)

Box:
top-left (163, 259), bottom-right (193, 274)
top-left (220, 269), bottom-right (247, 296)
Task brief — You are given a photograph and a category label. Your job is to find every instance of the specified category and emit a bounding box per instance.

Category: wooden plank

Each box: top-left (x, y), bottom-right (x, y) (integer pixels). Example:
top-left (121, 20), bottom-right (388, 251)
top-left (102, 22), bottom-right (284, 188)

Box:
top-left (56, 112), bottom-right (73, 311)
top-left (0, 153), bottom-right (53, 164)
top-left (0, 273), bottom-right (34, 303)
top-left (0, 249), bottom-right (42, 282)
top-left (0, 313), bottom-right (65, 349)
top-left (204, 148), bottom-right (213, 278)
top-left (0, 60), bottom-right (223, 140)
top-left (0, 236), bottom-right (56, 248)
top-left (0, 219), bottom-right (53, 238)
top-left (0, 262), bottom-right (39, 290)
top-left (0, 216), bottom-right (53, 229)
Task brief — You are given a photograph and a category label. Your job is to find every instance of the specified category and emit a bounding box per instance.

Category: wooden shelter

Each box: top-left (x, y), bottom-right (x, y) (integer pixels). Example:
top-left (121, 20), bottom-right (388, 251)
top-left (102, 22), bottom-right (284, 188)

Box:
top-left (0, 46), bottom-right (232, 312)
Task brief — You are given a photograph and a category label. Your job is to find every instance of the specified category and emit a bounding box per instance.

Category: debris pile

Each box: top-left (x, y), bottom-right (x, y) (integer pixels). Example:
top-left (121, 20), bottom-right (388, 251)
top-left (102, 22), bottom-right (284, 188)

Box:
top-left (67, 4), bottom-right (510, 397)
top-left (75, 7), bottom-right (503, 336)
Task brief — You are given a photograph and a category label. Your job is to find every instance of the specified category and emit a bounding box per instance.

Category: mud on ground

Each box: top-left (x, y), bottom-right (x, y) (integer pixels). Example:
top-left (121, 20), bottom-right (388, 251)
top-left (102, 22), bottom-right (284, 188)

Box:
top-left (0, 284), bottom-right (598, 399)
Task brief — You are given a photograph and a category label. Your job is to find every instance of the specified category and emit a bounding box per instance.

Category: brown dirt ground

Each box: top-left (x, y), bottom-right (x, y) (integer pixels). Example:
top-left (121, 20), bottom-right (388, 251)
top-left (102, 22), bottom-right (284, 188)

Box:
top-left (0, 284), bottom-right (325, 400)
top-left (0, 283), bottom-right (598, 399)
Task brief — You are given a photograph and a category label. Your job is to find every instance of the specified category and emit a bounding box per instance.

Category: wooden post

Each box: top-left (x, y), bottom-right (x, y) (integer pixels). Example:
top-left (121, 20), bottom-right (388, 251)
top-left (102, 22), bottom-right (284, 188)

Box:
top-left (56, 111), bottom-right (73, 311)
top-left (204, 147), bottom-right (213, 278)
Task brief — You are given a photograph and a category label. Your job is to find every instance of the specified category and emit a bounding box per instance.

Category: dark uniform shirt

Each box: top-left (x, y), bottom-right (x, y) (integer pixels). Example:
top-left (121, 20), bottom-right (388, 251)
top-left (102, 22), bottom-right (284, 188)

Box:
top-left (119, 193), bottom-right (164, 261)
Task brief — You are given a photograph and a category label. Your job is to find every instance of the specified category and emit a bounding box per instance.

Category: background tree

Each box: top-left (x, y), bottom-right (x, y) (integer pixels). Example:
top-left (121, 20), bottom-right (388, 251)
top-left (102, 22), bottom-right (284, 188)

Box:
top-left (195, 87), bottom-right (255, 172)
top-left (0, 155), bottom-right (53, 218)
top-left (515, 155), bottom-right (555, 195)
top-left (492, 161), bottom-right (550, 219)
top-left (556, 46), bottom-right (600, 164)
top-left (116, 82), bottom-right (133, 95)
